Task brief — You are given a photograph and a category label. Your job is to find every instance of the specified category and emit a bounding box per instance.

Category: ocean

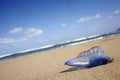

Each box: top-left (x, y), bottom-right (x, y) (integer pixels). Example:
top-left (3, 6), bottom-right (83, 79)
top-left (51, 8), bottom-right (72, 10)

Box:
top-left (0, 31), bottom-right (120, 61)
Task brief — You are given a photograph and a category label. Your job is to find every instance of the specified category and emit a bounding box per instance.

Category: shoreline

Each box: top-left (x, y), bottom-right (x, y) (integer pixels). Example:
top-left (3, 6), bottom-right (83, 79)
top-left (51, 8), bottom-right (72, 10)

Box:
top-left (0, 34), bottom-right (120, 80)
top-left (0, 33), bottom-right (119, 61)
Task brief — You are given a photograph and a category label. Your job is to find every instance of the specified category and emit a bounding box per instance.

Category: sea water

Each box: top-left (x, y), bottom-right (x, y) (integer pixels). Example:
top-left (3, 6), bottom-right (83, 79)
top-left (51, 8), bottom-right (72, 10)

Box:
top-left (0, 31), bottom-right (120, 61)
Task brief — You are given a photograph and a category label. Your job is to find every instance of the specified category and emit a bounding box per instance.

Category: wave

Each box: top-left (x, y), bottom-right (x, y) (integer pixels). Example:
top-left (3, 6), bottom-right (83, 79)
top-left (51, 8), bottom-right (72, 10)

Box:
top-left (0, 31), bottom-right (120, 61)
top-left (20, 44), bottom-right (54, 53)
top-left (69, 37), bottom-right (103, 46)
top-left (0, 53), bottom-right (13, 58)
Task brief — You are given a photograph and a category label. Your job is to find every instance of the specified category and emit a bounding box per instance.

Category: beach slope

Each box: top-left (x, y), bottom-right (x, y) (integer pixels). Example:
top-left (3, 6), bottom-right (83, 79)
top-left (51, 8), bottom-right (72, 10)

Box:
top-left (0, 35), bottom-right (120, 80)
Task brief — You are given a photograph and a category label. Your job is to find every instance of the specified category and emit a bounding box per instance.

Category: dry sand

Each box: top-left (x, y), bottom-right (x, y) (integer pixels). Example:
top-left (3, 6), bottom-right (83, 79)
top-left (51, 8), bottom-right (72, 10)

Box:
top-left (0, 35), bottom-right (120, 80)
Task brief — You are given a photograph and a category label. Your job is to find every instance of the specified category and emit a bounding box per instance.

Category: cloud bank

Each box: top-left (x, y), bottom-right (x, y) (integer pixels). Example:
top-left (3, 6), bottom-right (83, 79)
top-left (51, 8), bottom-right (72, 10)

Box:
top-left (109, 10), bottom-right (120, 19)
top-left (9, 27), bottom-right (24, 34)
top-left (61, 23), bottom-right (67, 27)
top-left (25, 28), bottom-right (43, 38)
top-left (0, 27), bottom-right (43, 44)
top-left (77, 14), bottom-right (101, 23)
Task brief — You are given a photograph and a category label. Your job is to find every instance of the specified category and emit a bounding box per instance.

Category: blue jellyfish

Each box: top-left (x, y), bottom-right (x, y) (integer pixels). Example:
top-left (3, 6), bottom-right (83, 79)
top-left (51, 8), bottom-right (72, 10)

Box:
top-left (65, 46), bottom-right (113, 68)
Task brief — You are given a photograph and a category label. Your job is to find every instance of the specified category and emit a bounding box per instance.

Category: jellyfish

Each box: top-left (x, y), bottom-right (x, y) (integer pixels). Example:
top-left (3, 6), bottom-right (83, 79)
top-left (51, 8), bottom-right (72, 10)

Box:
top-left (65, 46), bottom-right (113, 68)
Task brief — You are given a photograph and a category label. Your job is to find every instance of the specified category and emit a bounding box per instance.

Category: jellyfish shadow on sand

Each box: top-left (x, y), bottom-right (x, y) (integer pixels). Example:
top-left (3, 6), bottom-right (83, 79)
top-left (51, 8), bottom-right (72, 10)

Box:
top-left (60, 67), bottom-right (86, 73)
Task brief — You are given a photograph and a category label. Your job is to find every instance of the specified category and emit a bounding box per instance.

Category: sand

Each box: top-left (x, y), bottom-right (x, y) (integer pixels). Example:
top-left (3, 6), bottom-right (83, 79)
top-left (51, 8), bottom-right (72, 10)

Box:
top-left (0, 34), bottom-right (120, 80)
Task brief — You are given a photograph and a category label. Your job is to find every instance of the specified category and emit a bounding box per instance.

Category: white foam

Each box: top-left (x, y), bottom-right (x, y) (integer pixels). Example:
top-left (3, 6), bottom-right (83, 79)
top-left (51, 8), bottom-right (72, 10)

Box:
top-left (87, 34), bottom-right (99, 38)
top-left (69, 37), bottom-right (103, 46)
top-left (39, 45), bottom-right (54, 49)
top-left (20, 44), bottom-right (54, 53)
top-left (74, 37), bottom-right (86, 41)
top-left (0, 53), bottom-right (13, 58)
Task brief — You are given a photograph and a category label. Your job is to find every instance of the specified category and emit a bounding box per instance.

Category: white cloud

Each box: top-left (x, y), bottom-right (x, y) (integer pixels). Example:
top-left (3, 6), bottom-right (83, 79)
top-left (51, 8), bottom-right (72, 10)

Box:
top-left (94, 14), bottom-right (101, 19)
top-left (77, 17), bottom-right (91, 23)
top-left (0, 27), bottom-right (43, 44)
top-left (0, 38), bottom-right (16, 44)
top-left (9, 27), bottom-right (43, 38)
top-left (0, 38), bottom-right (27, 44)
top-left (114, 10), bottom-right (120, 14)
top-left (61, 23), bottom-right (67, 27)
top-left (109, 10), bottom-right (120, 19)
top-left (25, 28), bottom-right (43, 38)
top-left (9, 27), bottom-right (23, 34)
top-left (77, 14), bottom-right (101, 23)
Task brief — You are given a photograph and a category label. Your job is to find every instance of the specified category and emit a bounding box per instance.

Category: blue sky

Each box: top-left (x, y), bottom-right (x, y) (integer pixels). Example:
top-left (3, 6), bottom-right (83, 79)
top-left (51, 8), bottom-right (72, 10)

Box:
top-left (0, 0), bottom-right (120, 55)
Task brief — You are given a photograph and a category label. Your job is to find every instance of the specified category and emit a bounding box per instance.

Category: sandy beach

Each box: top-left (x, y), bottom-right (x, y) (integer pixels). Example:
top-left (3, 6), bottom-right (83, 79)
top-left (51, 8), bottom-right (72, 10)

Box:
top-left (0, 34), bottom-right (120, 80)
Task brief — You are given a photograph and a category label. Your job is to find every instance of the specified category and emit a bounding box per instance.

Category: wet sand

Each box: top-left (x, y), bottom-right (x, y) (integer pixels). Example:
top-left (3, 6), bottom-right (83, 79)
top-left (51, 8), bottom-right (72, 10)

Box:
top-left (0, 35), bottom-right (120, 80)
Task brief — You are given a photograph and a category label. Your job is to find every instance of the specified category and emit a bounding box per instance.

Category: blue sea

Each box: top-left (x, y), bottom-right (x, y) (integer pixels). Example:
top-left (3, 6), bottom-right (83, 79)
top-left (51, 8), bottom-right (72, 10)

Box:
top-left (0, 31), bottom-right (120, 61)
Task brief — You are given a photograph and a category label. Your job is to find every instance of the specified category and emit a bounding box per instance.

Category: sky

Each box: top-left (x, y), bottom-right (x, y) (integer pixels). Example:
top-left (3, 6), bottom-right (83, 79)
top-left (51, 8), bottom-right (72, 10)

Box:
top-left (0, 0), bottom-right (120, 55)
